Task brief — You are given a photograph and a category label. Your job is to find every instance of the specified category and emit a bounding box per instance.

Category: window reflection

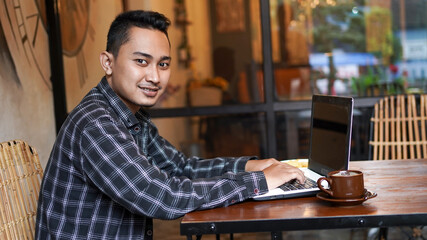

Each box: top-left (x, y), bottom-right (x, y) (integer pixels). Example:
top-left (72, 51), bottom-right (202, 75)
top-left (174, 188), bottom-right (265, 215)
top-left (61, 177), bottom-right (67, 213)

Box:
top-left (156, 114), bottom-right (267, 158)
top-left (177, 0), bottom-right (264, 108)
top-left (271, 0), bottom-right (427, 100)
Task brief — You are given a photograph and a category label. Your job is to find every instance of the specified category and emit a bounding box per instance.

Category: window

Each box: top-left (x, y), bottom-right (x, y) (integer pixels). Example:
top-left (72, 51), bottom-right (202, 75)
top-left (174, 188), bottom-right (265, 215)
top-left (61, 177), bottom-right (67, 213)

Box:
top-left (271, 0), bottom-right (427, 101)
top-left (48, 0), bottom-right (427, 160)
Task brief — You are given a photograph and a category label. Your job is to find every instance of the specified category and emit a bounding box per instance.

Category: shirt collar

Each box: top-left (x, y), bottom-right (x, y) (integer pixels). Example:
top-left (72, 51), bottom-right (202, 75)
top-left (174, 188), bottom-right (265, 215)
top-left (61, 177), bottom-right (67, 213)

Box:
top-left (97, 77), bottom-right (142, 128)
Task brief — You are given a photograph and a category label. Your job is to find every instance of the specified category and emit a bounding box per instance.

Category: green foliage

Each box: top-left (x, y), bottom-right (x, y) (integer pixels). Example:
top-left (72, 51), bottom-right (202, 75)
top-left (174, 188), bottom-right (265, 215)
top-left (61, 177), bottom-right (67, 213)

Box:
top-left (311, 1), bottom-right (366, 53)
top-left (351, 65), bottom-right (383, 96)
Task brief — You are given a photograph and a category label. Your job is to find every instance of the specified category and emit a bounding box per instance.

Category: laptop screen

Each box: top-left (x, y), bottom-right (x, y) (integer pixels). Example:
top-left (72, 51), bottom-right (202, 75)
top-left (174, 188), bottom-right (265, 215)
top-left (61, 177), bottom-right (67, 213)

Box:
top-left (308, 95), bottom-right (354, 176)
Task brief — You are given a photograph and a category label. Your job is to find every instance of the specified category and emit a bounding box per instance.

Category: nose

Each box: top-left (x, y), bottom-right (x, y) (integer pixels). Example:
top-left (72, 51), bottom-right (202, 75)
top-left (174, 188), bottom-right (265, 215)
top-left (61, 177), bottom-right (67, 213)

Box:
top-left (146, 65), bottom-right (160, 84)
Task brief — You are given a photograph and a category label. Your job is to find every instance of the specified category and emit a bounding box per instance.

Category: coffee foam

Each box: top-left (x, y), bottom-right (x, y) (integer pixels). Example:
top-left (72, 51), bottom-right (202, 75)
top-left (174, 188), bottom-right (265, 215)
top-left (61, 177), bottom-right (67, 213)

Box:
top-left (333, 170), bottom-right (358, 176)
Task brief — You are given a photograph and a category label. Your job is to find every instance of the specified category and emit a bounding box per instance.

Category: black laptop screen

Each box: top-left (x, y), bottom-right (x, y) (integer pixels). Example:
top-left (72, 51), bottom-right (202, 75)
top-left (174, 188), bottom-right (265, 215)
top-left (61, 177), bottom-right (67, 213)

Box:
top-left (308, 95), bottom-right (354, 176)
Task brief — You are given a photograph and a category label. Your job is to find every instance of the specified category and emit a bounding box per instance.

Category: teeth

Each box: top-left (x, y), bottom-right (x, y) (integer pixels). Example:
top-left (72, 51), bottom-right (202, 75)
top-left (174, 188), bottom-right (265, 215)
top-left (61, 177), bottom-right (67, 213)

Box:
top-left (142, 87), bottom-right (157, 92)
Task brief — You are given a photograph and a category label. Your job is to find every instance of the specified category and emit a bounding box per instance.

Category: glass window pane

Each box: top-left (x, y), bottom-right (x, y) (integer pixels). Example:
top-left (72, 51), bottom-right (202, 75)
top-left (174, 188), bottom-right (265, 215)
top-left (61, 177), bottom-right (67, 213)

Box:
top-left (154, 113), bottom-right (267, 159)
top-left (270, 0), bottom-right (427, 101)
top-left (156, 0), bottom-right (264, 109)
top-left (276, 110), bottom-right (312, 160)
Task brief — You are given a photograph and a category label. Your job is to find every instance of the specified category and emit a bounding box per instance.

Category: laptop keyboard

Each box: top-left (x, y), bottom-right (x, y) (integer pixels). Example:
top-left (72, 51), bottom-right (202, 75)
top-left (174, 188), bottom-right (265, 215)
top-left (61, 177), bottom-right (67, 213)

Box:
top-left (279, 178), bottom-right (318, 191)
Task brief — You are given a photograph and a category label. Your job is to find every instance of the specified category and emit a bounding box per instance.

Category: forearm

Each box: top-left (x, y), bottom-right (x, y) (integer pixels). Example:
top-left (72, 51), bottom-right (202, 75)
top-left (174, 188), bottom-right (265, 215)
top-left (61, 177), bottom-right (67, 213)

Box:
top-left (181, 156), bottom-right (256, 179)
top-left (86, 154), bottom-right (267, 219)
top-left (146, 121), bottom-right (257, 178)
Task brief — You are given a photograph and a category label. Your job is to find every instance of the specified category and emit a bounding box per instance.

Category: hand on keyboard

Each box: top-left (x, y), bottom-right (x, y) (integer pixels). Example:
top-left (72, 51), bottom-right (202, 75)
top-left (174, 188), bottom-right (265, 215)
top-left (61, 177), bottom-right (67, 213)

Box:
top-left (262, 161), bottom-right (306, 190)
top-left (279, 178), bottom-right (317, 191)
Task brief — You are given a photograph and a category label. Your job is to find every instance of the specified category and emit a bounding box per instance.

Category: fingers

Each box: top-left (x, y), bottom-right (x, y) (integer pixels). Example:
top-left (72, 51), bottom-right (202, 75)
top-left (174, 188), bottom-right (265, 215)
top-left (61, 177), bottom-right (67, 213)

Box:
top-left (279, 163), bottom-right (305, 184)
top-left (293, 168), bottom-right (306, 184)
top-left (263, 162), bottom-right (305, 190)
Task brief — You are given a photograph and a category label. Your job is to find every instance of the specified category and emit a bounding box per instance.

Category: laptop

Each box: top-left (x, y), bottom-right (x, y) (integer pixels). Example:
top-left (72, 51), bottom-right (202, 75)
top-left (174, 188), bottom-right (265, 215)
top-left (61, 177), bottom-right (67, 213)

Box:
top-left (253, 94), bottom-right (354, 201)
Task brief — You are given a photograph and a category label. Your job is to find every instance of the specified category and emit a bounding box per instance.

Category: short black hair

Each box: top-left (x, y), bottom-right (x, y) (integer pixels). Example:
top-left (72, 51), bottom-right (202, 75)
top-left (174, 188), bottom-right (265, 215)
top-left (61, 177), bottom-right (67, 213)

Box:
top-left (106, 10), bottom-right (171, 57)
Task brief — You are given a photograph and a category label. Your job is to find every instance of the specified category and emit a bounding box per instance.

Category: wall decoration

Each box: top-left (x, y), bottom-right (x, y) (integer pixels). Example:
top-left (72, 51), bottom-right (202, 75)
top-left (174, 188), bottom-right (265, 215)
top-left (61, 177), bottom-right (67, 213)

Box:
top-left (59, 0), bottom-right (91, 88)
top-left (58, 0), bottom-right (94, 111)
top-left (0, 0), bottom-right (51, 90)
top-left (215, 0), bottom-right (245, 33)
top-left (57, 0), bottom-right (123, 111)
top-left (0, 0), bottom-right (56, 166)
top-left (0, 23), bottom-right (20, 86)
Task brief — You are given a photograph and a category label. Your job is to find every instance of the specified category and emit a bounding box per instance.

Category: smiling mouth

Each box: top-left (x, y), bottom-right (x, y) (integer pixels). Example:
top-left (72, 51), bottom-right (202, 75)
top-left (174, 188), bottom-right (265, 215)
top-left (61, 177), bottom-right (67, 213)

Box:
top-left (141, 87), bottom-right (158, 92)
top-left (138, 84), bottom-right (161, 91)
top-left (138, 85), bottom-right (162, 97)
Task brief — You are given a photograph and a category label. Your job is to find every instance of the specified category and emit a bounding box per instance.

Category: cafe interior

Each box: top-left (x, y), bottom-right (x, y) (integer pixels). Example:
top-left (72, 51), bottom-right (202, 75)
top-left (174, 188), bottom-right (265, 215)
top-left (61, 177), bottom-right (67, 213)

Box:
top-left (0, 0), bottom-right (426, 239)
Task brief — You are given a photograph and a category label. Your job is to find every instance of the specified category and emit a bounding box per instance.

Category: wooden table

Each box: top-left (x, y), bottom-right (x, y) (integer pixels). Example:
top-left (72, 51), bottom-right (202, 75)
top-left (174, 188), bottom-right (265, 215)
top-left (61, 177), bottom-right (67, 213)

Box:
top-left (181, 159), bottom-right (427, 240)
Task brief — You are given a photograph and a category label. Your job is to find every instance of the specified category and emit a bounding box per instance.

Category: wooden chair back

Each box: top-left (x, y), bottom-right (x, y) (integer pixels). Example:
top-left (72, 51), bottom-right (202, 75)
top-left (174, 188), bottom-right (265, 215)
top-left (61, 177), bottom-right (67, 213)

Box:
top-left (369, 94), bottom-right (427, 160)
top-left (0, 140), bottom-right (43, 239)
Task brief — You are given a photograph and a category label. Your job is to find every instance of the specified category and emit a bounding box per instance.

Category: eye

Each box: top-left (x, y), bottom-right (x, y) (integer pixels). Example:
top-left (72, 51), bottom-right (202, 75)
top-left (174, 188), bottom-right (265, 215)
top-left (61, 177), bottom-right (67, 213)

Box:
top-left (136, 59), bottom-right (148, 66)
top-left (159, 62), bottom-right (170, 69)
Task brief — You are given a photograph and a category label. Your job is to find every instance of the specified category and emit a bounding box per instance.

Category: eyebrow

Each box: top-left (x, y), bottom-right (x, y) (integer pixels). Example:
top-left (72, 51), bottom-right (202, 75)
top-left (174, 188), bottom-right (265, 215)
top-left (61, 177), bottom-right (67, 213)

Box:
top-left (133, 51), bottom-right (171, 61)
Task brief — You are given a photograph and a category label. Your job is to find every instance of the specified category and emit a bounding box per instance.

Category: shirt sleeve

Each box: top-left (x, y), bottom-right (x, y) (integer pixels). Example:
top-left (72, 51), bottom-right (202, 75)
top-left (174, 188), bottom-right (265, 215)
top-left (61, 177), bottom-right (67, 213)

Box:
top-left (80, 117), bottom-right (268, 220)
top-left (144, 121), bottom-right (258, 179)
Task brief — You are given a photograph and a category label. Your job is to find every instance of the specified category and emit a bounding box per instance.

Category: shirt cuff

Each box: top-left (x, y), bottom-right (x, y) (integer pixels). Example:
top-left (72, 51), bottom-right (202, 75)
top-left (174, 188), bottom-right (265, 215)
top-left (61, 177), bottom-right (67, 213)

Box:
top-left (227, 156), bottom-right (258, 173)
top-left (241, 171), bottom-right (268, 197)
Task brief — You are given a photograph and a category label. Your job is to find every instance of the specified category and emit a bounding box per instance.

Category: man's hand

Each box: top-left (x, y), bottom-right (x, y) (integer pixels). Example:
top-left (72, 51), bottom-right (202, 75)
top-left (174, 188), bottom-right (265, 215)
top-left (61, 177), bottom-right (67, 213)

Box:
top-left (246, 159), bottom-right (305, 190)
top-left (245, 158), bottom-right (278, 172)
top-left (262, 162), bottom-right (305, 190)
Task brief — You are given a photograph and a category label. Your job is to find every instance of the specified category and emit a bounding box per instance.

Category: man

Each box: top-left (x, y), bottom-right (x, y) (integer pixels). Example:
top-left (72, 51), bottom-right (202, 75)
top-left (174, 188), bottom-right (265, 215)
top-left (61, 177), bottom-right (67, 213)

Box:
top-left (35, 10), bottom-right (304, 239)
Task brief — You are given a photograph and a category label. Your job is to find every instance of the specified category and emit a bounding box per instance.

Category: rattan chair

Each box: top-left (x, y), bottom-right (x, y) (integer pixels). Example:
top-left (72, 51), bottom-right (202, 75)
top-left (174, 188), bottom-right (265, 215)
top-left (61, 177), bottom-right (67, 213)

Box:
top-left (368, 94), bottom-right (426, 240)
top-left (0, 140), bottom-right (43, 239)
top-left (369, 94), bottom-right (427, 160)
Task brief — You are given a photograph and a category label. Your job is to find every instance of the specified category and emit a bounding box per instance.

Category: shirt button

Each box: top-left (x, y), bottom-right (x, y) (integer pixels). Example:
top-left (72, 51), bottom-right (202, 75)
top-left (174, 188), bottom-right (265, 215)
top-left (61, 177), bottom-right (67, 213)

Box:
top-left (134, 126), bottom-right (140, 131)
top-left (231, 199), bottom-right (236, 204)
top-left (146, 229), bottom-right (152, 236)
top-left (254, 188), bottom-right (259, 194)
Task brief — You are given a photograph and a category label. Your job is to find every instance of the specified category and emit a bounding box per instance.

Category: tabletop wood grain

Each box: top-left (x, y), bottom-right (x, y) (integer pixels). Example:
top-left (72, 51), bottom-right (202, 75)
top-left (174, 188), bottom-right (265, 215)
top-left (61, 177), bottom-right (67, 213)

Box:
top-left (181, 159), bottom-right (427, 235)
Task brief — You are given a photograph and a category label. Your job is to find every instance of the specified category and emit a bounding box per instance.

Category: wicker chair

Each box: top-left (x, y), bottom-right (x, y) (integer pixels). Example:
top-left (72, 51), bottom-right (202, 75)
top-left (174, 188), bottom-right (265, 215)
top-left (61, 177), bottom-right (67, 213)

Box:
top-left (368, 94), bottom-right (426, 239)
top-left (369, 94), bottom-right (427, 160)
top-left (0, 140), bottom-right (43, 239)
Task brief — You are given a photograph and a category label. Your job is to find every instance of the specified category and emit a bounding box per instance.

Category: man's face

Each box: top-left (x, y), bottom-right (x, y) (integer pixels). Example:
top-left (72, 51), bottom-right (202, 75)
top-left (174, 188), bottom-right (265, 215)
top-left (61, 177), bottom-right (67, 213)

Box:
top-left (106, 27), bottom-right (171, 113)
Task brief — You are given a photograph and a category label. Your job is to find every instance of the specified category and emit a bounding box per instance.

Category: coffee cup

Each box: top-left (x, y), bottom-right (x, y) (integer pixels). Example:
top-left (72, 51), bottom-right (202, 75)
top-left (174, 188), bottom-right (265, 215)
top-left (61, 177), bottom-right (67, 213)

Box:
top-left (317, 170), bottom-right (364, 199)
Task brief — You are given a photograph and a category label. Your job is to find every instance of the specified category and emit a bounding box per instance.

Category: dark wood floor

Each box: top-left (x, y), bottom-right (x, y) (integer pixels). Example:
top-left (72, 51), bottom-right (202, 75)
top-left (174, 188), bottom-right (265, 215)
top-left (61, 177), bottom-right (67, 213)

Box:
top-left (154, 218), bottom-right (425, 240)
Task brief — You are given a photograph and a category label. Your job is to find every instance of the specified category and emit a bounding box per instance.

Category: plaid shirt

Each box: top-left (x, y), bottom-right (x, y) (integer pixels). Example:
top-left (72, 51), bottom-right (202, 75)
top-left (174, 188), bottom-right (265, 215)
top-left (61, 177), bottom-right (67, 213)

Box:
top-left (35, 77), bottom-right (268, 240)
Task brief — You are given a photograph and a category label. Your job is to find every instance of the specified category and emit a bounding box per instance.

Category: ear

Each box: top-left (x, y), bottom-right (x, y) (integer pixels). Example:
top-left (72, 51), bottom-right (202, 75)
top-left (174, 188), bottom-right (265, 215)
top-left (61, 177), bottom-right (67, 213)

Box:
top-left (100, 51), bottom-right (114, 76)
